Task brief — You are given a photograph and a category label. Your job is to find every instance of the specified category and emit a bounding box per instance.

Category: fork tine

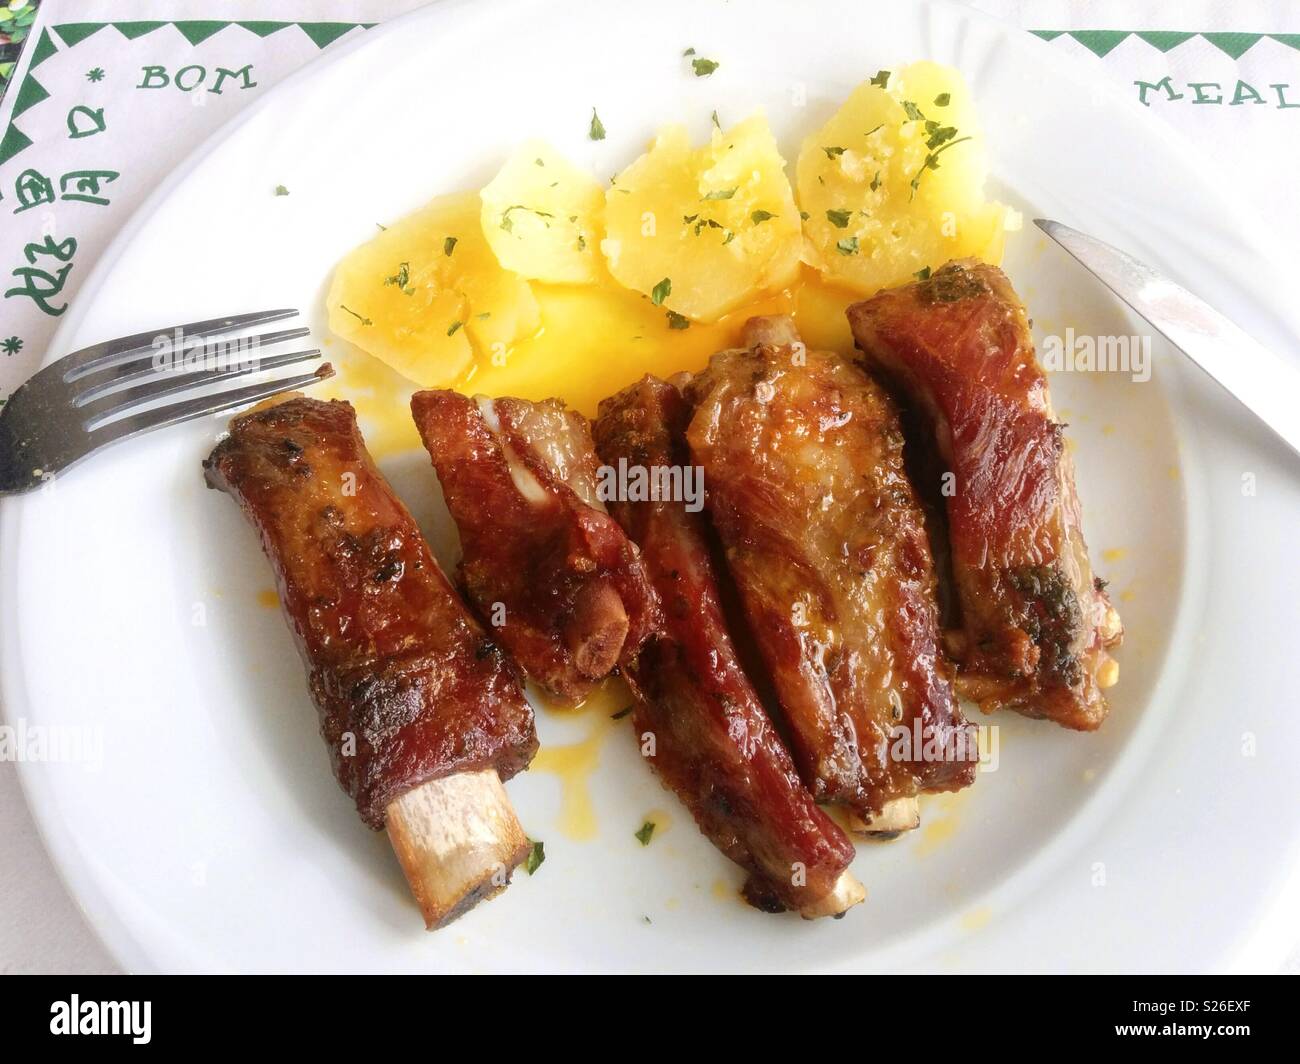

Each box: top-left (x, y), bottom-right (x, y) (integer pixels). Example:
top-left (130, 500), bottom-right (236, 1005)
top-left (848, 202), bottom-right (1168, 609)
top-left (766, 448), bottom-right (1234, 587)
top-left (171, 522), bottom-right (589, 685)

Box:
top-left (91, 364), bottom-right (335, 447)
top-left (80, 348), bottom-right (323, 430)
top-left (73, 326), bottom-right (312, 405)
top-left (62, 309), bottom-right (299, 382)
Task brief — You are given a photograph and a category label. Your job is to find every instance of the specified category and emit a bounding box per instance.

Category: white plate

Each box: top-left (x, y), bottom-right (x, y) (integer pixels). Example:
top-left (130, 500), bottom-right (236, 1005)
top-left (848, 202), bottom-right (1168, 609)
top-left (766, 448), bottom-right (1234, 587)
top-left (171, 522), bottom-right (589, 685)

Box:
top-left (4, 0), bottom-right (1299, 973)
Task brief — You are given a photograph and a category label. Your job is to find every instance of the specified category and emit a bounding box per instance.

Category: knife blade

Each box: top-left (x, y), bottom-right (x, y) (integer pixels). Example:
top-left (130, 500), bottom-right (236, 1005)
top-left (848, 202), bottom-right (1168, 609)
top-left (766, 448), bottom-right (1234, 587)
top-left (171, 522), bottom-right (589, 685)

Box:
top-left (1035, 218), bottom-right (1300, 459)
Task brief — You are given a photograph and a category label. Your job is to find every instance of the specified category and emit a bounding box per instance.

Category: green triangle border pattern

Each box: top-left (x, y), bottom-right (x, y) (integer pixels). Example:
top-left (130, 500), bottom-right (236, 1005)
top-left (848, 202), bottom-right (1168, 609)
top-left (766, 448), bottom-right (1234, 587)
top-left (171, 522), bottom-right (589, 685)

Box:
top-left (1030, 30), bottom-right (1300, 57)
top-left (0, 19), bottom-right (376, 167)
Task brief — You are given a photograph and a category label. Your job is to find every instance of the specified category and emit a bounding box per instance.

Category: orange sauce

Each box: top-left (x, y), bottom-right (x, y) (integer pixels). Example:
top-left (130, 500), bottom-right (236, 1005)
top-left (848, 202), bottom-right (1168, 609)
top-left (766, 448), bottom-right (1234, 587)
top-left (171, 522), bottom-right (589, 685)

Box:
top-left (326, 267), bottom-right (862, 457)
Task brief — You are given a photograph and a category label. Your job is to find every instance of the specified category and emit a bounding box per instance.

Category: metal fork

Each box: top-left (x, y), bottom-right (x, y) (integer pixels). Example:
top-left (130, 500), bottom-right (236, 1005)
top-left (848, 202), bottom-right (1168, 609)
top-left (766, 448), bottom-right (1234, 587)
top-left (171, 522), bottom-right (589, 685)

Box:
top-left (0, 309), bottom-right (334, 495)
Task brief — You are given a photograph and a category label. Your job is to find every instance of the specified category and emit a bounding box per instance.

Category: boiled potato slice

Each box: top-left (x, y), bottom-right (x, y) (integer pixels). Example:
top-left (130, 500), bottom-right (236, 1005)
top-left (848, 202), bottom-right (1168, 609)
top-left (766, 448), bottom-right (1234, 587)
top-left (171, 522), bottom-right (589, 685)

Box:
top-left (797, 62), bottom-right (1012, 293)
top-left (326, 191), bottom-right (540, 387)
top-left (602, 114), bottom-right (801, 322)
top-left (480, 140), bottom-right (604, 284)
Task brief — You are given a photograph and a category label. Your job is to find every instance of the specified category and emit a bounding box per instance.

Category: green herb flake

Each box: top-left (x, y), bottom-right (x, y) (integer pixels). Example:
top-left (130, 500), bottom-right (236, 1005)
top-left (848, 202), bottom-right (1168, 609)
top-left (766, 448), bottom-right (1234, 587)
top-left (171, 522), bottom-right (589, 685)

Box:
top-left (534, 157), bottom-right (545, 166)
top-left (915, 266), bottom-right (932, 280)
top-left (651, 277), bottom-right (672, 305)
top-left (934, 92), bottom-right (951, 106)
top-left (273, 184), bottom-right (289, 197)
top-left (822, 145), bottom-right (846, 159)
top-left (691, 57), bottom-right (720, 77)
top-left (339, 305), bottom-right (371, 326)
top-left (443, 236), bottom-right (458, 257)
top-left (908, 136), bottom-right (971, 199)
top-left (799, 210), bottom-right (810, 221)
top-left (525, 839), bottom-right (545, 875)
top-left (635, 821), bottom-right (656, 846)
top-left (683, 47), bottom-right (696, 56)
top-left (826, 208), bottom-right (852, 229)
top-left (870, 69), bottom-right (891, 88)
top-left (836, 236), bottom-right (860, 256)
top-left (666, 310), bottom-right (691, 330)
top-left (500, 204), bottom-right (554, 233)
top-left (870, 170), bottom-right (882, 192)
top-left (751, 210), bottom-right (776, 224)
top-left (447, 320), bottom-right (464, 336)
top-left (702, 187), bottom-right (737, 201)
top-left (589, 107), bottom-right (606, 141)
top-left (711, 109), bottom-right (721, 130)
top-left (901, 99), bottom-right (925, 122)
top-left (383, 261), bottom-right (411, 290)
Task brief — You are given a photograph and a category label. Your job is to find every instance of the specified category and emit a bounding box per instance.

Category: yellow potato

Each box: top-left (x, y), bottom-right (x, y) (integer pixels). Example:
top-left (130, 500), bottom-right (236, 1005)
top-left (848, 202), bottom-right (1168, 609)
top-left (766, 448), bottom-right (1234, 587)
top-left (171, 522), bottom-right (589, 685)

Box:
top-left (796, 62), bottom-right (1011, 293)
top-left (602, 114), bottom-right (802, 322)
top-left (480, 140), bottom-right (605, 284)
top-left (326, 191), bottom-right (540, 387)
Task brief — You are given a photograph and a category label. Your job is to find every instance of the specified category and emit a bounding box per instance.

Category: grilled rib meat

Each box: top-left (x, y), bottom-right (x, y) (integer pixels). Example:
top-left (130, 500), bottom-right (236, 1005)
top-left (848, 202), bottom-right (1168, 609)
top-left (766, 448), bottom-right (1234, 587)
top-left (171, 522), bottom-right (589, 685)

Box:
top-left (684, 317), bottom-right (977, 820)
top-left (847, 259), bottom-right (1122, 729)
top-left (594, 376), bottom-right (862, 917)
top-left (203, 396), bottom-right (537, 829)
top-left (410, 390), bottom-right (658, 705)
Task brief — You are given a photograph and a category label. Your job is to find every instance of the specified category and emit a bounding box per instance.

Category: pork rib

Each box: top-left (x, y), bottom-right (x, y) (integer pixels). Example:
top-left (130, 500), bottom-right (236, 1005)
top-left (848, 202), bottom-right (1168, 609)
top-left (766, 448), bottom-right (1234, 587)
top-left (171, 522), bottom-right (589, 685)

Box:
top-left (204, 396), bottom-right (537, 926)
top-left (684, 317), bottom-right (977, 822)
top-left (594, 375), bottom-right (863, 915)
top-left (847, 260), bottom-right (1122, 729)
top-left (410, 390), bottom-right (658, 706)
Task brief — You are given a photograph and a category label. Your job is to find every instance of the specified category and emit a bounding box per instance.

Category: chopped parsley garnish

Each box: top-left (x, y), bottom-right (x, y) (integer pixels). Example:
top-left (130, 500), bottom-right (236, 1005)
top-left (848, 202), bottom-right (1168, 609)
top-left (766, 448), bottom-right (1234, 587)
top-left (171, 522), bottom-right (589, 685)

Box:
top-left (611, 705), bottom-right (634, 720)
top-left (702, 187), bottom-right (736, 200)
top-left (870, 170), bottom-right (881, 192)
top-left (822, 145), bottom-right (846, 159)
top-left (447, 320), bottom-right (463, 336)
top-left (691, 57), bottom-right (719, 77)
top-left (577, 233), bottom-right (587, 251)
top-left (870, 69), bottom-right (891, 88)
top-left (892, 97), bottom-right (971, 199)
top-left (444, 236), bottom-right (458, 257)
top-left (915, 266), bottom-right (932, 280)
top-left (865, 123), bottom-right (883, 137)
top-left (826, 208), bottom-right (852, 229)
top-left (666, 310), bottom-right (691, 330)
top-left (909, 136), bottom-right (972, 199)
top-left (683, 47), bottom-right (696, 56)
top-left (339, 305), bottom-right (371, 326)
top-left (651, 277), bottom-right (672, 305)
top-left (635, 821), bottom-right (656, 845)
top-left (525, 839), bottom-right (545, 875)
top-left (711, 109), bottom-right (721, 129)
top-left (751, 209), bottom-right (775, 224)
top-left (383, 261), bottom-right (415, 295)
top-left (589, 107), bottom-right (606, 141)
top-left (934, 92), bottom-right (951, 106)
top-left (500, 204), bottom-right (554, 233)
top-left (836, 236), bottom-right (860, 256)
top-left (273, 184), bottom-right (289, 196)
top-left (799, 210), bottom-right (810, 220)
top-left (534, 157), bottom-right (545, 166)
top-left (375, 222), bottom-right (388, 231)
